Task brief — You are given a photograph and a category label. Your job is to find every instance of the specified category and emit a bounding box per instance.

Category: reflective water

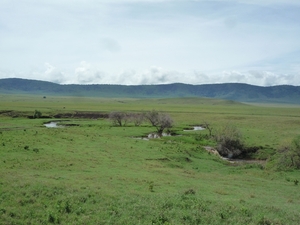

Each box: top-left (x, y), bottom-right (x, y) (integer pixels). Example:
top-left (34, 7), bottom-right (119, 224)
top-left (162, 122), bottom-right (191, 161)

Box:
top-left (184, 126), bottom-right (205, 131)
top-left (44, 122), bottom-right (64, 128)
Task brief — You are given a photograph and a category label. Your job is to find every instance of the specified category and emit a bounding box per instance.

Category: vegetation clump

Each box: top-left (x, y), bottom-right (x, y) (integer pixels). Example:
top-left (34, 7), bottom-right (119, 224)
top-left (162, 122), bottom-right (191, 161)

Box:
top-left (275, 136), bottom-right (300, 170)
top-left (109, 111), bottom-right (146, 127)
top-left (109, 111), bottom-right (127, 126)
top-left (145, 110), bottom-right (173, 135)
top-left (213, 124), bottom-right (244, 158)
top-left (33, 110), bottom-right (42, 119)
top-left (109, 110), bottom-right (173, 136)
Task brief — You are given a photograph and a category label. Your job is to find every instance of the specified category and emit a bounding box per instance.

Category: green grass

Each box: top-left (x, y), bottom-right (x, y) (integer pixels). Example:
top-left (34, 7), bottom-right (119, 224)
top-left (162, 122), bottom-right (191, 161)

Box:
top-left (1, 95), bottom-right (300, 224)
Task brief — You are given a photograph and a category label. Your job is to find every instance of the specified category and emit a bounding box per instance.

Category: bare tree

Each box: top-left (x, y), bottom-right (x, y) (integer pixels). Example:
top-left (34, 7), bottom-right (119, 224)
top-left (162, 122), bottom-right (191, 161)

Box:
top-left (145, 110), bottom-right (160, 127)
top-left (156, 113), bottom-right (173, 135)
top-left (109, 111), bottom-right (127, 126)
top-left (109, 110), bottom-right (173, 133)
top-left (128, 112), bottom-right (145, 126)
top-left (145, 110), bottom-right (173, 135)
top-left (203, 121), bottom-right (213, 137)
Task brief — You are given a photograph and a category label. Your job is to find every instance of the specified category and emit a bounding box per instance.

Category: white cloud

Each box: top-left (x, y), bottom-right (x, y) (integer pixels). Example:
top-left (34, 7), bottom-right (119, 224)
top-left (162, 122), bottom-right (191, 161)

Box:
top-left (2, 60), bottom-right (300, 86)
top-left (0, 0), bottom-right (300, 86)
top-left (73, 61), bottom-right (104, 84)
top-left (116, 69), bottom-right (137, 84)
top-left (220, 70), bottom-right (300, 86)
top-left (42, 63), bottom-right (66, 83)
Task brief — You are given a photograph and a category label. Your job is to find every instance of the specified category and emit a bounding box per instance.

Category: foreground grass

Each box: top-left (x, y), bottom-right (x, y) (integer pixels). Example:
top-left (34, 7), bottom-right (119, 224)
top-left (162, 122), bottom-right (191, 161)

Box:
top-left (1, 95), bottom-right (300, 224)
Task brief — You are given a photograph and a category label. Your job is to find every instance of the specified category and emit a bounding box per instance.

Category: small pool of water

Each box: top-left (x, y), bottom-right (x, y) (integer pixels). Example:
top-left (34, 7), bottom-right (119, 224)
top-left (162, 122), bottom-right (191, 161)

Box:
top-left (184, 126), bottom-right (205, 131)
top-left (44, 122), bottom-right (64, 128)
top-left (133, 132), bottom-right (174, 141)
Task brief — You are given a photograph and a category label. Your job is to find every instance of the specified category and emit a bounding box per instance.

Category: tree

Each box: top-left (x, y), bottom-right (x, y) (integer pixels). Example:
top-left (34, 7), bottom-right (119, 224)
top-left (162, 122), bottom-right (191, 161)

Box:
top-left (203, 121), bottom-right (213, 137)
top-left (128, 112), bottom-right (145, 126)
top-left (145, 110), bottom-right (173, 135)
top-left (156, 113), bottom-right (173, 134)
top-left (109, 111), bottom-right (128, 126)
top-left (145, 110), bottom-right (160, 127)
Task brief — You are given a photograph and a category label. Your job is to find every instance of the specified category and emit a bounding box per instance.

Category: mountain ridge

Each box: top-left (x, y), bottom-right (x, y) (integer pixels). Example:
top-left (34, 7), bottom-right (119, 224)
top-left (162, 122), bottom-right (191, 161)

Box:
top-left (0, 78), bottom-right (300, 104)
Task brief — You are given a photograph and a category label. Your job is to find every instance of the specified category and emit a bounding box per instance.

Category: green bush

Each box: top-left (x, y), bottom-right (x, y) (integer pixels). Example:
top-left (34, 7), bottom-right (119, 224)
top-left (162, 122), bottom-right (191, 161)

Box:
top-left (213, 124), bottom-right (244, 158)
top-left (33, 110), bottom-right (42, 119)
top-left (294, 179), bottom-right (299, 185)
top-left (276, 135), bottom-right (300, 170)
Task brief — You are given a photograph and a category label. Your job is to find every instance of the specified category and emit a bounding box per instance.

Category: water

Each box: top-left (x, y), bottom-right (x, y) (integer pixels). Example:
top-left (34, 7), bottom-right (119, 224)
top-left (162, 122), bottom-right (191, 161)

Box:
top-left (184, 126), bottom-right (205, 131)
top-left (44, 122), bottom-right (63, 128)
top-left (133, 132), bottom-right (173, 141)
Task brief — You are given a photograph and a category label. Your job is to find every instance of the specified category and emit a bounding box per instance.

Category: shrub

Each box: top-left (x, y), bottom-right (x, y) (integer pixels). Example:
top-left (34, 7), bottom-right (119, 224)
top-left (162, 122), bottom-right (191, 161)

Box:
top-left (47, 211), bottom-right (59, 224)
top-left (183, 188), bottom-right (196, 195)
top-left (294, 179), bottom-right (299, 185)
top-left (33, 110), bottom-right (42, 119)
top-left (213, 124), bottom-right (244, 158)
top-left (276, 135), bottom-right (300, 170)
top-left (148, 181), bottom-right (154, 192)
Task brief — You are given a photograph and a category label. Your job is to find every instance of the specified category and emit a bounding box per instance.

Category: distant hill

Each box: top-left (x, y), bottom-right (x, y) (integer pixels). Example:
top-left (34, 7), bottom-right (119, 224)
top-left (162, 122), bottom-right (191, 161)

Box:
top-left (0, 78), bottom-right (300, 104)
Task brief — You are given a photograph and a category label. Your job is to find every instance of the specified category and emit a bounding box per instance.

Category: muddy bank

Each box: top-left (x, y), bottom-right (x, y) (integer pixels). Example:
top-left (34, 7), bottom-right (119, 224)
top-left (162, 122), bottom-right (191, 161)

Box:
top-left (53, 112), bottom-right (108, 119)
top-left (0, 110), bottom-right (109, 119)
top-left (0, 110), bottom-right (51, 118)
top-left (183, 126), bottom-right (205, 131)
top-left (203, 146), bottom-right (266, 165)
top-left (29, 112), bottom-right (108, 119)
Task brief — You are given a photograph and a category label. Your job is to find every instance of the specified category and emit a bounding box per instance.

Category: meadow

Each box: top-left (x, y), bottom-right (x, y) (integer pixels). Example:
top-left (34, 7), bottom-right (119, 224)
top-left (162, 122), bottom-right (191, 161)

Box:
top-left (1, 94), bottom-right (300, 224)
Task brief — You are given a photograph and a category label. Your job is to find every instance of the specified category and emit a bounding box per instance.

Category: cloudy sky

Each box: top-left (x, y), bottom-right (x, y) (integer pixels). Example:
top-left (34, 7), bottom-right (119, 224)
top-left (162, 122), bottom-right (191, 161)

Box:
top-left (1, 0), bottom-right (300, 86)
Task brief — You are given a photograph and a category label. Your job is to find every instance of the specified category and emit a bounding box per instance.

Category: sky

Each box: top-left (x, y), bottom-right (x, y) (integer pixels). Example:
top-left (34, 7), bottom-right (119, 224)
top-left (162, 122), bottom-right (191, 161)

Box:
top-left (0, 0), bottom-right (300, 86)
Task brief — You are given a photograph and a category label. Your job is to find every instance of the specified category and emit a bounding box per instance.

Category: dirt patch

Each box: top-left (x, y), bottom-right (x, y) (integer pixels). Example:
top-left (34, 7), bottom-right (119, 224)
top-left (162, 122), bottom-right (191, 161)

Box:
top-left (0, 110), bottom-right (13, 115)
top-left (53, 112), bottom-right (108, 119)
top-left (28, 116), bottom-right (52, 119)
top-left (1, 110), bottom-right (109, 119)
top-left (0, 110), bottom-right (45, 118)
top-left (64, 123), bottom-right (80, 127)
top-left (203, 146), bottom-right (221, 156)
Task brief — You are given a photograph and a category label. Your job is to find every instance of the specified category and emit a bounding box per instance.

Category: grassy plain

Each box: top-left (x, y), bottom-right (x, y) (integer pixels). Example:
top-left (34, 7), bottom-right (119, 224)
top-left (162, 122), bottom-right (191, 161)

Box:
top-left (1, 94), bottom-right (300, 224)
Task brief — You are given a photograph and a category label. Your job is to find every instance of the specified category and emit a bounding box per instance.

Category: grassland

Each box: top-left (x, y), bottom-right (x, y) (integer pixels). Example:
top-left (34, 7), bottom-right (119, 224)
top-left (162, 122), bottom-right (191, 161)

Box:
top-left (1, 94), bottom-right (300, 224)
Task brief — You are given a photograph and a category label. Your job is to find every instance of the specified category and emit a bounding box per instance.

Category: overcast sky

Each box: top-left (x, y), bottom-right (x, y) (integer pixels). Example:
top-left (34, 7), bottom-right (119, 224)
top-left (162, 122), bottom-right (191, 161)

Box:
top-left (1, 0), bottom-right (300, 86)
